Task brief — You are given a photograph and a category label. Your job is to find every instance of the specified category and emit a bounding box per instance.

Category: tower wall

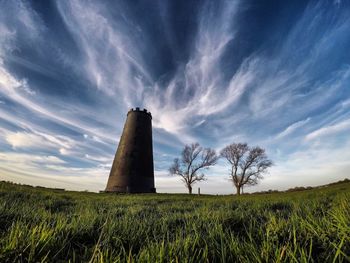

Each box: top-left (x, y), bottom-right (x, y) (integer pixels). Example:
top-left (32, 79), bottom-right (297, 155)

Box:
top-left (105, 108), bottom-right (155, 193)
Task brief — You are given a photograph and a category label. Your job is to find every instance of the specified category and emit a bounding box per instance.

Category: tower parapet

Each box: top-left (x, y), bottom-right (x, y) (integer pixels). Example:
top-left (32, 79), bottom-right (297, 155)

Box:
top-left (128, 107), bottom-right (152, 119)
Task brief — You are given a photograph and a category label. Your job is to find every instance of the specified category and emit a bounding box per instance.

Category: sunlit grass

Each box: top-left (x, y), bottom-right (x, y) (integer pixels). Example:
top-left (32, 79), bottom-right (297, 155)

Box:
top-left (0, 181), bottom-right (349, 262)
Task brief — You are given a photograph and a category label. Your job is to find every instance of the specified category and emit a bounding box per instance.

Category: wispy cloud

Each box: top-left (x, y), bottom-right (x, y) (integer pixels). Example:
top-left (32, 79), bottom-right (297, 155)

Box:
top-left (305, 119), bottom-right (350, 141)
top-left (276, 118), bottom-right (311, 139)
top-left (4, 130), bottom-right (74, 151)
top-left (0, 152), bottom-right (65, 164)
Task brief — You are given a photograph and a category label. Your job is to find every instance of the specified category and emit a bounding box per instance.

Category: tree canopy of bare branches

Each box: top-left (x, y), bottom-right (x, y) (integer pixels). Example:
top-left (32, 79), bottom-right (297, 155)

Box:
top-left (169, 143), bottom-right (218, 194)
top-left (220, 143), bottom-right (272, 195)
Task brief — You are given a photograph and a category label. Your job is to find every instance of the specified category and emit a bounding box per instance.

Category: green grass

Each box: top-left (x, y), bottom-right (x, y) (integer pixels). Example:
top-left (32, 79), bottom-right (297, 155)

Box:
top-left (0, 181), bottom-right (349, 262)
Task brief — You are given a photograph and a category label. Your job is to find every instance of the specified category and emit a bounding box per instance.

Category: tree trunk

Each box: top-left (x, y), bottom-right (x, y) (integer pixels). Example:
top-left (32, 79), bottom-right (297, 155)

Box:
top-left (188, 185), bottom-right (192, 194)
top-left (236, 185), bottom-right (241, 195)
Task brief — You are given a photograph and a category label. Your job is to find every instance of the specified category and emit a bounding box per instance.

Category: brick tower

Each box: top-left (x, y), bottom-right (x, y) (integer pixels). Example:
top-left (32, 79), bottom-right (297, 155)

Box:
top-left (105, 108), bottom-right (155, 193)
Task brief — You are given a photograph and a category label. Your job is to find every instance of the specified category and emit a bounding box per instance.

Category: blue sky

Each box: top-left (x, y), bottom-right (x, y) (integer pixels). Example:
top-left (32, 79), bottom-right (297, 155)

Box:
top-left (0, 0), bottom-right (349, 194)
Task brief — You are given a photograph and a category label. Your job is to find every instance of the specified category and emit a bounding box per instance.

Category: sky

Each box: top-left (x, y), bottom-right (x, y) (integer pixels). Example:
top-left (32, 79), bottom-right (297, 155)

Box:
top-left (0, 0), bottom-right (349, 194)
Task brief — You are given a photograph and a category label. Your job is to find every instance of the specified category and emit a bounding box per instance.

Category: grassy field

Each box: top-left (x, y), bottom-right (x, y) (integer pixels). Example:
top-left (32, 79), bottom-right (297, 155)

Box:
top-left (0, 181), bottom-right (349, 262)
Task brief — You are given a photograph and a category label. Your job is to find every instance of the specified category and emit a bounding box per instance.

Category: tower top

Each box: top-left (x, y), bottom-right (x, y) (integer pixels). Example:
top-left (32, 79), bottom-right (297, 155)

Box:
top-left (128, 107), bottom-right (152, 119)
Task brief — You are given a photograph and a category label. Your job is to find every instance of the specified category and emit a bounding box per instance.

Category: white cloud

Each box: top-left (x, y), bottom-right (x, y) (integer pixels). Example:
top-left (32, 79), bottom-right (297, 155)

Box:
top-left (59, 148), bottom-right (72, 156)
top-left (5, 131), bottom-right (43, 148)
top-left (0, 60), bottom-right (23, 90)
top-left (276, 118), bottom-right (311, 139)
top-left (0, 21), bottom-right (16, 56)
top-left (84, 154), bottom-right (112, 163)
top-left (4, 130), bottom-right (75, 154)
top-left (34, 155), bottom-right (66, 164)
top-left (0, 152), bottom-right (65, 164)
top-left (305, 119), bottom-right (350, 141)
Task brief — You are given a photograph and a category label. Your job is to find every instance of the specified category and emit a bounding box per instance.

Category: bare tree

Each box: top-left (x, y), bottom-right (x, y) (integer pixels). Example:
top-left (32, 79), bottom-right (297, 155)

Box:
top-left (220, 143), bottom-right (272, 195)
top-left (169, 143), bottom-right (218, 194)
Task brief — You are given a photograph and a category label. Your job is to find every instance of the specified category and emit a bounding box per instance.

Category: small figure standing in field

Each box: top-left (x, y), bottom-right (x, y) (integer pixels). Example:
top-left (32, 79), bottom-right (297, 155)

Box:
top-left (221, 143), bottom-right (273, 195)
top-left (169, 143), bottom-right (218, 194)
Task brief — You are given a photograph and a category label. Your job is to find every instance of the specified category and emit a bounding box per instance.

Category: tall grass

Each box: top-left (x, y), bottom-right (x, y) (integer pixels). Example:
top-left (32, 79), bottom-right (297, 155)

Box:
top-left (0, 181), bottom-right (349, 262)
